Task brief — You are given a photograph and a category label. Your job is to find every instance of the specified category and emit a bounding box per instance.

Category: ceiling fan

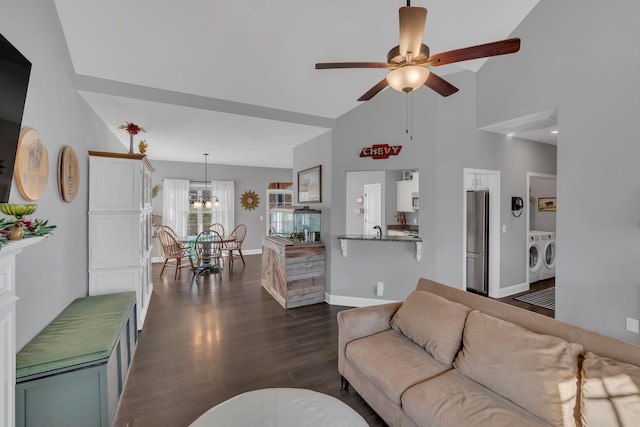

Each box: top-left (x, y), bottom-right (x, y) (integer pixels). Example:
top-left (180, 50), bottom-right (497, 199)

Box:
top-left (315, 1), bottom-right (521, 101)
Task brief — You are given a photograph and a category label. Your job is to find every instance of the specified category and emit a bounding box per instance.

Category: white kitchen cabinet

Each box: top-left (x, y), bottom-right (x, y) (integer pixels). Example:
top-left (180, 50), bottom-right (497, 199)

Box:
top-left (88, 151), bottom-right (154, 329)
top-left (397, 172), bottom-right (419, 212)
top-left (465, 173), bottom-right (489, 190)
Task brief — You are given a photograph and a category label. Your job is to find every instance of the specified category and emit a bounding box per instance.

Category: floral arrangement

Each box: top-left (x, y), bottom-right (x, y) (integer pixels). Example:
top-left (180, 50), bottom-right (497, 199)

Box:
top-left (152, 184), bottom-right (161, 198)
top-left (0, 218), bottom-right (56, 247)
top-left (118, 122), bottom-right (146, 135)
top-left (118, 122), bottom-right (146, 154)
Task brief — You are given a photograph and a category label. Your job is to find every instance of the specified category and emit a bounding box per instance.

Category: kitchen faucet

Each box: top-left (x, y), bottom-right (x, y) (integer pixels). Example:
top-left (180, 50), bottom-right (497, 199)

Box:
top-left (373, 225), bottom-right (382, 239)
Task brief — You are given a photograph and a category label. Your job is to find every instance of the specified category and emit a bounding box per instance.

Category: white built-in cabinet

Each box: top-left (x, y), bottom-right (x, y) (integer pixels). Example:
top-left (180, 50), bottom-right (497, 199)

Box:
top-left (465, 172), bottom-right (489, 190)
top-left (88, 151), bottom-right (153, 329)
top-left (397, 172), bottom-right (419, 212)
top-left (266, 188), bottom-right (293, 235)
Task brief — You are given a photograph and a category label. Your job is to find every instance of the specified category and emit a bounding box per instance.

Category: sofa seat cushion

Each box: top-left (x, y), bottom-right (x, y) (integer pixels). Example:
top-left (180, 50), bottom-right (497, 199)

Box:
top-left (581, 351), bottom-right (640, 426)
top-left (402, 370), bottom-right (550, 427)
top-left (345, 329), bottom-right (450, 406)
top-left (453, 310), bottom-right (582, 427)
top-left (390, 290), bottom-right (471, 365)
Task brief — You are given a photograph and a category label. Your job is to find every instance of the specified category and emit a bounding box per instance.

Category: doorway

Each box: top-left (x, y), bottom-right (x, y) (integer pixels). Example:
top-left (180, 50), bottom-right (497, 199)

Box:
top-left (363, 183), bottom-right (382, 236)
top-left (462, 169), bottom-right (501, 298)
top-left (526, 173), bottom-right (557, 286)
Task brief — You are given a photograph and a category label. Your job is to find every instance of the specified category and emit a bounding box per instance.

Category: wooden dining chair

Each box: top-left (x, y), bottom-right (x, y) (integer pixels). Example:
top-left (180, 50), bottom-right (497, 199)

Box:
top-left (157, 229), bottom-right (195, 279)
top-left (207, 223), bottom-right (225, 237)
top-left (193, 230), bottom-right (224, 279)
top-left (223, 224), bottom-right (247, 268)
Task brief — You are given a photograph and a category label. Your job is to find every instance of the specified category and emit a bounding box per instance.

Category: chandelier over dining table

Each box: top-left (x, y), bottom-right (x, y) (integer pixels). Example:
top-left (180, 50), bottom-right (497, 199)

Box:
top-left (191, 153), bottom-right (220, 209)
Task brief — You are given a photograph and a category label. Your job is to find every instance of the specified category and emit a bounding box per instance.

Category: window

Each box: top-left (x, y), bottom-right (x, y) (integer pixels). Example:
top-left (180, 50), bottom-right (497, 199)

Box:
top-left (188, 181), bottom-right (234, 236)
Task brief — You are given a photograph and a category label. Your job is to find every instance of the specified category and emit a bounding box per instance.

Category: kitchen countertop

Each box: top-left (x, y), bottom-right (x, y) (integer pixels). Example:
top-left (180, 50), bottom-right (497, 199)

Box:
top-left (337, 234), bottom-right (422, 242)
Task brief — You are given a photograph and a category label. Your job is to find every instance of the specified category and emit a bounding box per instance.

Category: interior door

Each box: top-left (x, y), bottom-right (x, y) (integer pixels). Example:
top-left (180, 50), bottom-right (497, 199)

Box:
top-left (363, 183), bottom-right (382, 236)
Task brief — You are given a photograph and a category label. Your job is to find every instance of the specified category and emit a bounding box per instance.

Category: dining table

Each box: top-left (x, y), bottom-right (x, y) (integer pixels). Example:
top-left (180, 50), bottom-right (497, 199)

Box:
top-left (178, 235), bottom-right (236, 275)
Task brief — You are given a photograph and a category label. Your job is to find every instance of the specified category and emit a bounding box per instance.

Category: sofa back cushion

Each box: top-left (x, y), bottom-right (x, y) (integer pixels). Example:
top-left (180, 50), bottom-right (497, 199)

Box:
top-left (453, 310), bottom-right (582, 427)
top-left (390, 290), bottom-right (470, 365)
top-left (581, 351), bottom-right (640, 426)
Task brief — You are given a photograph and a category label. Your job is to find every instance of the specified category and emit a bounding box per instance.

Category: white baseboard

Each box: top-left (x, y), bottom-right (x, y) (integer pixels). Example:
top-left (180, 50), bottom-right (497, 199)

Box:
top-left (242, 248), bottom-right (262, 255)
top-left (496, 282), bottom-right (529, 298)
top-left (151, 256), bottom-right (164, 263)
top-left (325, 292), bottom-right (400, 307)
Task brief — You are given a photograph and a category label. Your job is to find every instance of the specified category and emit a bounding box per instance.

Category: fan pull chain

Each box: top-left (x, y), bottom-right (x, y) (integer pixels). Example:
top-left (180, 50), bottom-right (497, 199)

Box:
top-left (405, 92), bottom-right (413, 140)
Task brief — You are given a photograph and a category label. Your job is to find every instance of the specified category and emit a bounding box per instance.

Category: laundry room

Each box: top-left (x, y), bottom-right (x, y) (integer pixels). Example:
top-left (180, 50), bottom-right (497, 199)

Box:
top-left (528, 175), bottom-right (557, 285)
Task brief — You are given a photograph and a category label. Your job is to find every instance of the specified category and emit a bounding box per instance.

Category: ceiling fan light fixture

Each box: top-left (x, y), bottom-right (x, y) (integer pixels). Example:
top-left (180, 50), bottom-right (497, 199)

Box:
top-left (387, 66), bottom-right (430, 93)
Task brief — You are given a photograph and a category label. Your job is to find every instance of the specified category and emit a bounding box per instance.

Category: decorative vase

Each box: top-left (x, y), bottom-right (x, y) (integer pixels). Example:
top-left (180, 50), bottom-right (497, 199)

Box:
top-left (0, 203), bottom-right (37, 240)
top-left (9, 223), bottom-right (23, 240)
top-left (129, 134), bottom-right (134, 154)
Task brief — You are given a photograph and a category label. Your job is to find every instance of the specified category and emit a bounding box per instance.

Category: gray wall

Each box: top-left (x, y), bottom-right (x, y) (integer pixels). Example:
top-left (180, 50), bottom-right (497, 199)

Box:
top-left (530, 177), bottom-right (557, 232)
top-left (149, 160), bottom-right (293, 252)
top-left (2, 0), bottom-right (124, 349)
top-left (308, 70), bottom-right (557, 304)
top-left (477, 0), bottom-right (640, 342)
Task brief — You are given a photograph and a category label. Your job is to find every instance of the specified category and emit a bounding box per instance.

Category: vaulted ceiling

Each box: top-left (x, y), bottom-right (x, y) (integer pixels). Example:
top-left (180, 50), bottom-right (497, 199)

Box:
top-left (54, 0), bottom-right (540, 168)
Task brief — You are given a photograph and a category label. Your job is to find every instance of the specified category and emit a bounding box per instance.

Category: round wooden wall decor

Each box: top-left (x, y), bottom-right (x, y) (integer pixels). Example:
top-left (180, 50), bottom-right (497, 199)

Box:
top-left (14, 128), bottom-right (49, 201)
top-left (240, 190), bottom-right (260, 211)
top-left (58, 146), bottom-right (79, 202)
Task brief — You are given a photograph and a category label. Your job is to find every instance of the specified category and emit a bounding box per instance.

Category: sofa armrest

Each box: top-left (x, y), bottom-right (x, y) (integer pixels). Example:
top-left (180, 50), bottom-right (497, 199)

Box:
top-left (337, 302), bottom-right (402, 374)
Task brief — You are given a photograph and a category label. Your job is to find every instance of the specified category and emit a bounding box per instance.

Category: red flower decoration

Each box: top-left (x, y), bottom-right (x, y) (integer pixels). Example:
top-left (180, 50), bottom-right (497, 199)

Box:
top-left (118, 122), bottom-right (146, 135)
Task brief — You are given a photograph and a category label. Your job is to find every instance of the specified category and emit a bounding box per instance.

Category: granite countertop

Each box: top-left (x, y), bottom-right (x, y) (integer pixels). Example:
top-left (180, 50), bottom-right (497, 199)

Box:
top-left (338, 234), bottom-right (423, 242)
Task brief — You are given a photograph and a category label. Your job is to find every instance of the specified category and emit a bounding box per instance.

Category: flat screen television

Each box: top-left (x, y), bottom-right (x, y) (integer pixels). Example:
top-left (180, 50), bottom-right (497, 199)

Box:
top-left (0, 33), bottom-right (31, 202)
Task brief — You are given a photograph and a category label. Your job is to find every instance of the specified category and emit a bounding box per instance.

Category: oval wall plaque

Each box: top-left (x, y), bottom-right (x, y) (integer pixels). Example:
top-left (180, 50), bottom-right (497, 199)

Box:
top-left (14, 128), bottom-right (49, 201)
top-left (58, 146), bottom-right (79, 202)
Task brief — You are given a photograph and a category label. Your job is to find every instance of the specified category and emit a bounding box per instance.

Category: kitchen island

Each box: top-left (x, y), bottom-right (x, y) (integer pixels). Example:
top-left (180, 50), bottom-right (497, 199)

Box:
top-left (261, 236), bottom-right (326, 308)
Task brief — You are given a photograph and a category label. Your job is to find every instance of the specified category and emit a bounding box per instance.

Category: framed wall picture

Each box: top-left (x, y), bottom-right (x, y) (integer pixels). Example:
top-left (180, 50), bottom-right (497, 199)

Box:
top-left (538, 197), bottom-right (556, 211)
top-left (297, 165), bottom-right (322, 203)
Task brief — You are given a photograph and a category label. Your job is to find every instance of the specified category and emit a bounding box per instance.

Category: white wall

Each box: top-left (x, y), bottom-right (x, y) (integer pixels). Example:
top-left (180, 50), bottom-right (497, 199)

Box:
top-left (477, 0), bottom-right (640, 343)
top-left (2, 0), bottom-right (124, 349)
top-left (149, 160), bottom-right (293, 252)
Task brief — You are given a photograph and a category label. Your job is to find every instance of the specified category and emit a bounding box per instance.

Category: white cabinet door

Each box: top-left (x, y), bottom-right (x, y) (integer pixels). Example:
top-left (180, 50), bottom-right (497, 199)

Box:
top-left (465, 173), bottom-right (489, 190)
top-left (397, 180), bottom-right (414, 212)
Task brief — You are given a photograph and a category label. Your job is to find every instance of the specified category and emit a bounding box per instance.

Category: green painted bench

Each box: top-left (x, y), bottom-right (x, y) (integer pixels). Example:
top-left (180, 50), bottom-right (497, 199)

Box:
top-left (15, 292), bottom-right (138, 427)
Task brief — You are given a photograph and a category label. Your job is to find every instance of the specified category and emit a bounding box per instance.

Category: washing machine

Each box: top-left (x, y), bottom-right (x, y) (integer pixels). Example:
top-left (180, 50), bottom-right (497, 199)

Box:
top-left (540, 231), bottom-right (556, 280)
top-left (528, 232), bottom-right (543, 283)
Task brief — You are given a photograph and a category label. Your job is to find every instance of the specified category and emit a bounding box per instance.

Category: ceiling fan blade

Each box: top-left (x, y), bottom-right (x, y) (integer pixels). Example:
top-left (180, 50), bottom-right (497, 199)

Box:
top-left (399, 6), bottom-right (427, 59)
top-left (315, 62), bottom-right (392, 70)
top-left (358, 78), bottom-right (389, 101)
top-left (428, 38), bottom-right (521, 67)
top-left (424, 72), bottom-right (459, 97)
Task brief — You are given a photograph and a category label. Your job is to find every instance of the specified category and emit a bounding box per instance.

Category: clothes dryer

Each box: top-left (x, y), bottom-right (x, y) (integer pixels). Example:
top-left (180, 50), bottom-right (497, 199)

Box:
top-left (528, 232), bottom-right (543, 283)
top-left (540, 231), bottom-right (556, 280)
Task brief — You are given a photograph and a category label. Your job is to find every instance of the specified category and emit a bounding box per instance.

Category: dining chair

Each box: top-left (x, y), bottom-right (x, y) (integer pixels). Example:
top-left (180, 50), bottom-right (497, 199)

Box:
top-left (208, 223), bottom-right (225, 237)
top-left (157, 229), bottom-right (195, 279)
top-left (193, 230), bottom-right (224, 279)
top-left (223, 224), bottom-right (247, 268)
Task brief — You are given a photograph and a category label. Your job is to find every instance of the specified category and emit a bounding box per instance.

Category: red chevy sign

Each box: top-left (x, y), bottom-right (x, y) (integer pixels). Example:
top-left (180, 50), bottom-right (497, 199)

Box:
top-left (359, 144), bottom-right (403, 159)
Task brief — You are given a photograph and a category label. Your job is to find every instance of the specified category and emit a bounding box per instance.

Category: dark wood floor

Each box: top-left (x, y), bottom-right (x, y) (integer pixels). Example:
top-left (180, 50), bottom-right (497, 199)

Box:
top-left (114, 255), bottom-right (386, 427)
top-left (115, 255), bottom-right (554, 427)
top-left (497, 278), bottom-right (555, 318)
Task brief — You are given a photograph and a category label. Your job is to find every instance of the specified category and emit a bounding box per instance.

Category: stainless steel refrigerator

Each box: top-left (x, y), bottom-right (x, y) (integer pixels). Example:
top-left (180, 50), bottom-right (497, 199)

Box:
top-left (466, 190), bottom-right (489, 295)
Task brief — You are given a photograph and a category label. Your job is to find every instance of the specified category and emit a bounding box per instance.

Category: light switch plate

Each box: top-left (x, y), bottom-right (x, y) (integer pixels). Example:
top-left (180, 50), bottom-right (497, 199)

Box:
top-left (626, 317), bottom-right (639, 333)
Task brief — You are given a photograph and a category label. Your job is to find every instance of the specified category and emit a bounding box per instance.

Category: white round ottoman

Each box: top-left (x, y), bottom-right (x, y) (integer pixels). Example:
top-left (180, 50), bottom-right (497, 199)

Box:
top-left (190, 388), bottom-right (368, 427)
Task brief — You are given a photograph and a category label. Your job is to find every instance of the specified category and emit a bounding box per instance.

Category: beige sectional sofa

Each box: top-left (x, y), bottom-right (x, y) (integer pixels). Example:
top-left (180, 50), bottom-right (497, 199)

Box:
top-left (338, 278), bottom-right (640, 426)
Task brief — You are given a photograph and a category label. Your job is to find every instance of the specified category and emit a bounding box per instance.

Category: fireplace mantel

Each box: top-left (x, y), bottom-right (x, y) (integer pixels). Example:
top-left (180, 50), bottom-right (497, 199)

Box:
top-left (0, 236), bottom-right (48, 427)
